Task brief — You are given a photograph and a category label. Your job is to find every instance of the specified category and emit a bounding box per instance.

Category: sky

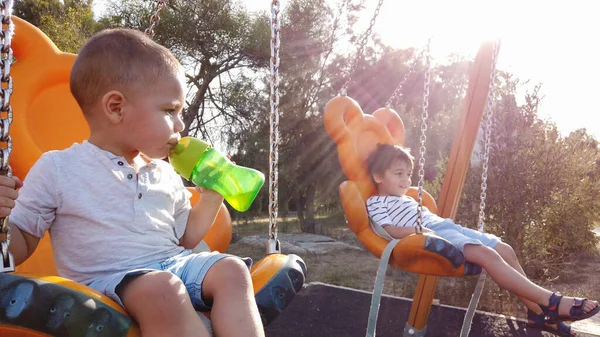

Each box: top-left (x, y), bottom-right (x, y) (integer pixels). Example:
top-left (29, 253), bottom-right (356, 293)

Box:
top-left (93, 0), bottom-right (600, 138)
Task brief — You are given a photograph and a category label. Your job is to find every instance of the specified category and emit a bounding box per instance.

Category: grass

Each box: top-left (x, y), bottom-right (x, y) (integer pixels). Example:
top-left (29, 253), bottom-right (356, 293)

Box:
top-left (227, 214), bottom-right (600, 320)
top-left (231, 212), bottom-right (350, 238)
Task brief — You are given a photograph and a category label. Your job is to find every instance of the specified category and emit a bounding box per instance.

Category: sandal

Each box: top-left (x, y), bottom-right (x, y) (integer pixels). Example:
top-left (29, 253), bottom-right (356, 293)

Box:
top-left (543, 293), bottom-right (600, 322)
top-left (527, 309), bottom-right (574, 336)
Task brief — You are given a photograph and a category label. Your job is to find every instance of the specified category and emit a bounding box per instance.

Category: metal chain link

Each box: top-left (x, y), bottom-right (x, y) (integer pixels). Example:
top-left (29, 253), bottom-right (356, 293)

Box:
top-left (415, 38), bottom-right (431, 234)
top-left (459, 42), bottom-right (501, 337)
top-left (267, 0), bottom-right (281, 254)
top-left (477, 41), bottom-right (500, 233)
top-left (144, 0), bottom-right (167, 38)
top-left (340, 0), bottom-right (384, 95)
top-left (385, 48), bottom-right (425, 108)
top-left (0, 0), bottom-right (14, 272)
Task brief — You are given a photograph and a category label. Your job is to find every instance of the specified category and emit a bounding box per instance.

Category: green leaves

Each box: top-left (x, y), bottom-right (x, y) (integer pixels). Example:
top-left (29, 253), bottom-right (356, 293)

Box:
top-left (16, 0), bottom-right (600, 257)
top-left (15, 0), bottom-right (99, 53)
top-left (457, 79), bottom-right (600, 279)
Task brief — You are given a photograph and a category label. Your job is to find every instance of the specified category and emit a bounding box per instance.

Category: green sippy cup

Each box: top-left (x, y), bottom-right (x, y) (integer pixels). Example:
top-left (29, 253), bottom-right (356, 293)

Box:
top-left (168, 136), bottom-right (265, 212)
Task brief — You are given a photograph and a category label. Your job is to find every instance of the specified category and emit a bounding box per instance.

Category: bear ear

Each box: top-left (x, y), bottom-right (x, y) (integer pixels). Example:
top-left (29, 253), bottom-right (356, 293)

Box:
top-left (372, 108), bottom-right (405, 145)
top-left (12, 16), bottom-right (64, 66)
top-left (324, 96), bottom-right (408, 184)
top-left (324, 96), bottom-right (365, 143)
top-left (10, 17), bottom-right (89, 182)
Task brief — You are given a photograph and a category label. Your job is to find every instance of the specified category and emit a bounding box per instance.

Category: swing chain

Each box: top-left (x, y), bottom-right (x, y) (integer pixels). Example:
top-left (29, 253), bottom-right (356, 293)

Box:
top-left (477, 41), bottom-right (500, 233)
top-left (340, 0), bottom-right (384, 96)
top-left (144, 0), bottom-right (167, 38)
top-left (385, 48), bottom-right (425, 108)
top-left (415, 38), bottom-right (431, 234)
top-left (0, 0), bottom-right (14, 273)
top-left (267, 0), bottom-right (281, 254)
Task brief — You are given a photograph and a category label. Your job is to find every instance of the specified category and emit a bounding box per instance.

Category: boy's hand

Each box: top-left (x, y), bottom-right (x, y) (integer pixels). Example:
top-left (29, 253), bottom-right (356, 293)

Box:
top-left (0, 176), bottom-right (21, 218)
top-left (194, 152), bottom-right (232, 202)
top-left (194, 186), bottom-right (223, 201)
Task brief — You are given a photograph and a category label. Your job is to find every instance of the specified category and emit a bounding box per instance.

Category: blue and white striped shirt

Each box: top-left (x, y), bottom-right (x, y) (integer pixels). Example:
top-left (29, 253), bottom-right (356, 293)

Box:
top-left (366, 195), bottom-right (443, 228)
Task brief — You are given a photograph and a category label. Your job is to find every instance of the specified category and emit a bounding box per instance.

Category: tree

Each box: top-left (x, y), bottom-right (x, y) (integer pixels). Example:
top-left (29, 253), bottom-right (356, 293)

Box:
top-left (230, 0), bottom-right (351, 232)
top-left (101, 0), bottom-right (271, 143)
top-left (456, 76), bottom-right (600, 279)
top-left (15, 0), bottom-right (99, 53)
top-left (232, 0), bottom-right (477, 233)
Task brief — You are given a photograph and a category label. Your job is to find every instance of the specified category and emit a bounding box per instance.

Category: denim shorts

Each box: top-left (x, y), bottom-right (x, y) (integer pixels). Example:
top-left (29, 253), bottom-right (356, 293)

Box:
top-left (427, 220), bottom-right (501, 252)
top-left (87, 249), bottom-right (232, 310)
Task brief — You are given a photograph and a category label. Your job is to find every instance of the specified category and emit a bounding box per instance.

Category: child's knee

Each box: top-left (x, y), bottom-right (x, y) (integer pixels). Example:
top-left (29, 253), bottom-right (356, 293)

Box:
top-left (212, 257), bottom-right (251, 283)
top-left (203, 257), bottom-right (252, 295)
top-left (464, 244), bottom-right (501, 264)
top-left (121, 271), bottom-right (187, 310)
top-left (494, 242), bottom-right (517, 261)
top-left (120, 271), bottom-right (201, 330)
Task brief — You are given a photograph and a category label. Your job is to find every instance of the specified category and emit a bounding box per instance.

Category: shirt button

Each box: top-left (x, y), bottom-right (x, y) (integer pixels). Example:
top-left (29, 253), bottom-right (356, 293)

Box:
top-left (117, 161), bottom-right (124, 166)
top-left (138, 193), bottom-right (142, 199)
top-left (127, 173), bottom-right (133, 180)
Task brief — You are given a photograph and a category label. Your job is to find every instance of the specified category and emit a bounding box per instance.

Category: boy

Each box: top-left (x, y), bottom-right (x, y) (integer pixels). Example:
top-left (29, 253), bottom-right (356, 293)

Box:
top-left (366, 143), bottom-right (599, 336)
top-left (0, 29), bottom-right (263, 337)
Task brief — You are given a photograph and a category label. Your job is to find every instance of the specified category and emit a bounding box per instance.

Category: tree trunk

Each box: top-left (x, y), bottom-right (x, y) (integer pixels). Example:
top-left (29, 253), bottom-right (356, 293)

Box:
top-left (305, 183), bottom-right (318, 233)
top-left (280, 196), bottom-right (291, 215)
top-left (296, 196), bottom-right (308, 233)
top-left (296, 183), bottom-right (316, 234)
top-left (255, 194), bottom-right (264, 215)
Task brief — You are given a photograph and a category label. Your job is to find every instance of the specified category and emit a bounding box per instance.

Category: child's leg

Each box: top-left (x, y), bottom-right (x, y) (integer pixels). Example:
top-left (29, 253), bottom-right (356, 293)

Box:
top-left (493, 242), bottom-right (542, 312)
top-left (119, 271), bottom-right (210, 337)
top-left (494, 243), bottom-right (576, 334)
top-left (430, 220), bottom-right (599, 320)
top-left (464, 244), bottom-right (599, 318)
top-left (201, 257), bottom-right (264, 337)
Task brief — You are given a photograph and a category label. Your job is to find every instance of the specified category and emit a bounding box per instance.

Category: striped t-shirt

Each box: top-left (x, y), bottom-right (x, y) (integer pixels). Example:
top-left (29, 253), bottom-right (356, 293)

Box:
top-left (366, 195), bottom-right (443, 228)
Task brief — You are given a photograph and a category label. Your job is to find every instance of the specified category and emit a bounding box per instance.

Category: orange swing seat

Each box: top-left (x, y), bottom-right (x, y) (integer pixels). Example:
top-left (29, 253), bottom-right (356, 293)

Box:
top-left (0, 17), bottom-right (305, 336)
top-left (323, 95), bottom-right (481, 277)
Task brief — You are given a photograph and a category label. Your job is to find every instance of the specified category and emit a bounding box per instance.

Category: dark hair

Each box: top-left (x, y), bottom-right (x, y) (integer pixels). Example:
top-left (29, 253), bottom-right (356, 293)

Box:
top-left (70, 28), bottom-right (181, 113)
top-left (366, 143), bottom-right (414, 183)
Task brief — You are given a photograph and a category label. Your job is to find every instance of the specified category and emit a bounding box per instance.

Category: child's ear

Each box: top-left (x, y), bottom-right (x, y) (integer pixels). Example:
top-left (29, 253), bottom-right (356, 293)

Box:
top-left (373, 173), bottom-right (384, 184)
top-left (101, 90), bottom-right (126, 124)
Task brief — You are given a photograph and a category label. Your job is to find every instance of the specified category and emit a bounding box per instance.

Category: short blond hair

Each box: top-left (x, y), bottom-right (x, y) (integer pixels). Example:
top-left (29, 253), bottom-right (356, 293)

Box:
top-left (70, 28), bottom-right (181, 113)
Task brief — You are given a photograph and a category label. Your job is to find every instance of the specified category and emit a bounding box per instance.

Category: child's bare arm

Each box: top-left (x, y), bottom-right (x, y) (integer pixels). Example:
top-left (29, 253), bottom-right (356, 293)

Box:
top-left (178, 187), bottom-right (224, 249)
top-left (383, 225), bottom-right (435, 239)
top-left (7, 222), bottom-right (40, 265)
top-left (0, 175), bottom-right (40, 265)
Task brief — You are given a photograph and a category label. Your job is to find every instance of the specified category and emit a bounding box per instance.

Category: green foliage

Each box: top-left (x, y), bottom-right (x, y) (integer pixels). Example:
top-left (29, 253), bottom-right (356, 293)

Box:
top-left (14, 0), bottom-right (599, 270)
top-left (15, 0), bottom-right (99, 53)
top-left (229, 0), bottom-right (350, 233)
top-left (101, 0), bottom-right (271, 141)
top-left (456, 78), bottom-right (600, 279)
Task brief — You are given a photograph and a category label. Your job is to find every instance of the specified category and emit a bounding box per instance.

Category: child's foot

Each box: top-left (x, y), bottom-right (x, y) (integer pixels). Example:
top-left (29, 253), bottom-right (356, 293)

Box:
top-left (543, 293), bottom-right (600, 322)
top-left (543, 322), bottom-right (575, 336)
top-left (527, 309), bottom-right (575, 336)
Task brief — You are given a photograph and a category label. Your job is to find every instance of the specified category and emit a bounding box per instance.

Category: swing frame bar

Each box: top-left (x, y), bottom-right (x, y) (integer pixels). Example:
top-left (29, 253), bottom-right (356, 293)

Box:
top-left (407, 41), bottom-right (497, 334)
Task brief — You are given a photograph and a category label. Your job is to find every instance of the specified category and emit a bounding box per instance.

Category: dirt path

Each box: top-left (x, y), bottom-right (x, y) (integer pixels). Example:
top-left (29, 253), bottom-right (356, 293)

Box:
top-left (570, 228), bottom-right (600, 333)
top-left (228, 225), bottom-right (600, 334)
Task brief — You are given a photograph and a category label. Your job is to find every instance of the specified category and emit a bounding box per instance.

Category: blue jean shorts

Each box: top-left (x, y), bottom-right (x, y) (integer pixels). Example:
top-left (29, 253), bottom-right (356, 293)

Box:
top-left (427, 220), bottom-right (501, 252)
top-left (87, 250), bottom-right (232, 311)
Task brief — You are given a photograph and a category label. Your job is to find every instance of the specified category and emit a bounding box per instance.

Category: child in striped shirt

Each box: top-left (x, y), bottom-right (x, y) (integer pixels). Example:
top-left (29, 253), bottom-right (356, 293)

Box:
top-left (365, 143), bottom-right (598, 336)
